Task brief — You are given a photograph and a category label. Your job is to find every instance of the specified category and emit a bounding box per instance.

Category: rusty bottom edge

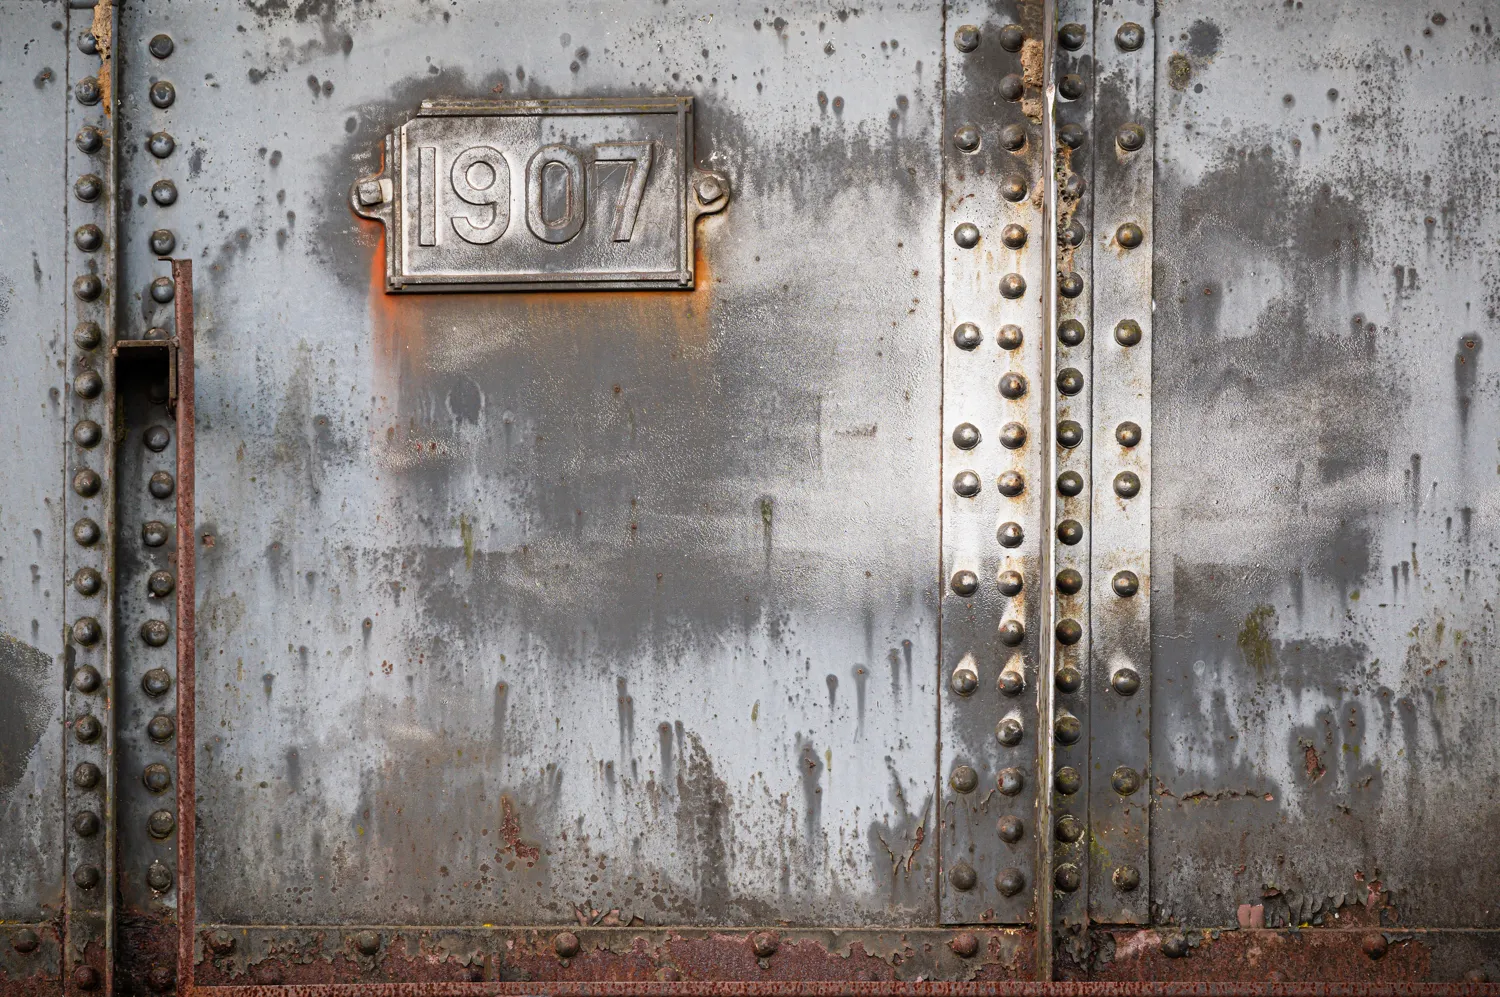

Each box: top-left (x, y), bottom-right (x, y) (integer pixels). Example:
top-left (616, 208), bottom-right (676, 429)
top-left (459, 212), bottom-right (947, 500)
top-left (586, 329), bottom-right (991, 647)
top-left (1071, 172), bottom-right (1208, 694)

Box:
top-left (183, 985), bottom-right (1500, 996)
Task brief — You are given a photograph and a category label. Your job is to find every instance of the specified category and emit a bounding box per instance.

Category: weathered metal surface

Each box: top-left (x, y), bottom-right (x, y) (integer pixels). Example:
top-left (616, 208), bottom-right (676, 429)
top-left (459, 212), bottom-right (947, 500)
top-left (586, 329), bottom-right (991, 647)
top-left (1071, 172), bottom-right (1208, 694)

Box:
top-left (175, 258), bottom-right (200, 994)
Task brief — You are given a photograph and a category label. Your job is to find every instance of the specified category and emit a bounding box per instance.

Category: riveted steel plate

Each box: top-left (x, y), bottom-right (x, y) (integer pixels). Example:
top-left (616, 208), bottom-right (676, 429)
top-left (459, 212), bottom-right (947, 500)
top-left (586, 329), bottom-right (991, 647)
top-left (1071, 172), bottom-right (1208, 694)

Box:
top-left (352, 97), bottom-right (728, 292)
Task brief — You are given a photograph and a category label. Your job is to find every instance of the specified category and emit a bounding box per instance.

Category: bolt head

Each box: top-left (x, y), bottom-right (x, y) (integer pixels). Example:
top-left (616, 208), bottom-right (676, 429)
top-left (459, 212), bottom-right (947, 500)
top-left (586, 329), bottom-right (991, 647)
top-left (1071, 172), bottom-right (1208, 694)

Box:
top-left (1057, 470), bottom-right (1083, 497)
top-left (953, 24), bottom-right (980, 52)
top-left (1057, 367), bottom-right (1084, 396)
top-left (148, 570), bottom-right (177, 597)
top-left (141, 619), bottom-right (172, 648)
top-left (948, 862), bottom-right (977, 892)
top-left (1056, 620), bottom-right (1083, 648)
top-left (78, 32), bottom-right (99, 55)
top-left (1059, 74), bottom-right (1085, 101)
top-left (1116, 222), bottom-right (1144, 249)
top-left (150, 276), bottom-right (176, 304)
top-left (1058, 123), bottom-right (1085, 149)
top-left (149, 471), bottom-right (176, 499)
top-left (76, 126), bottom-right (104, 154)
top-left (73, 469), bottom-right (101, 497)
top-left (695, 176), bottom-right (724, 204)
top-left (1116, 421), bottom-right (1143, 447)
top-left (1058, 271), bottom-right (1084, 297)
top-left (949, 931), bottom-right (979, 957)
top-left (72, 617), bottom-right (102, 646)
top-left (1058, 318), bottom-right (1085, 346)
top-left (750, 931), bottom-right (779, 957)
top-left (1001, 176), bottom-right (1028, 202)
top-left (1057, 519), bottom-right (1084, 545)
top-left (1060, 566), bottom-right (1088, 591)
top-left (998, 23), bottom-right (1025, 51)
top-left (75, 174), bottom-right (103, 202)
top-left (1117, 123), bottom-right (1147, 152)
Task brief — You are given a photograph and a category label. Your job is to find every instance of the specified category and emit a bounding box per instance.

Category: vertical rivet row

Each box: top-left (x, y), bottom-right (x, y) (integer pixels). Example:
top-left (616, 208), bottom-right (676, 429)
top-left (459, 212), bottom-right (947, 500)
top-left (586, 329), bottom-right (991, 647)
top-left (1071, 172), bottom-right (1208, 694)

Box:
top-left (63, 4), bottom-right (117, 994)
top-left (1088, 0), bottom-right (1153, 924)
top-left (940, 0), bottom-right (1048, 926)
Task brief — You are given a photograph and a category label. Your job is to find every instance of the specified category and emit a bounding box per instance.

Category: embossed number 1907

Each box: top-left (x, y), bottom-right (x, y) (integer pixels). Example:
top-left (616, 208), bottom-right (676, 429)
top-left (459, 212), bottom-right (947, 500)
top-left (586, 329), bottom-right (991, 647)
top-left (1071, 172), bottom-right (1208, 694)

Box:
top-left (415, 141), bottom-right (654, 248)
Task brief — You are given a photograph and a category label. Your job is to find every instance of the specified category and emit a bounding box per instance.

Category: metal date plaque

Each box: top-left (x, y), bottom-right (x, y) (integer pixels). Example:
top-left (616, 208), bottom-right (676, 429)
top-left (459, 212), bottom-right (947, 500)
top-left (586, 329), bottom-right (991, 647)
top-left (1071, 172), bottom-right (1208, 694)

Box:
top-left (351, 97), bottom-right (728, 292)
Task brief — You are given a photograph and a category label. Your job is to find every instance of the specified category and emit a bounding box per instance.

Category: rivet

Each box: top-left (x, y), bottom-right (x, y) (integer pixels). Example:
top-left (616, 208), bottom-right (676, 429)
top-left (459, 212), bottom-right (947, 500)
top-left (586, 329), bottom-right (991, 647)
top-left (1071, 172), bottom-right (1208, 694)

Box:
top-left (1000, 224), bottom-right (1027, 249)
top-left (1111, 766), bottom-right (1142, 796)
top-left (996, 716), bottom-right (1023, 746)
top-left (74, 420), bottom-right (103, 447)
top-left (1001, 176), bottom-right (1028, 202)
top-left (997, 570), bottom-right (1023, 596)
top-left (73, 663), bottom-right (102, 692)
top-left (995, 867), bottom-right (1026, 896)
top-left (1057, 420), bottom-right (1083, 449)
top-left (1055, 766), bottom-right (1082, 795)
top-left (999, 123), bottom-right (1026, 151)
top-left (997, 522), bottom-right (1024, 548)
top-left (73, 762), bottom-right (101, 789)
top-left (952, 471), bottom-right (981, 498)
top-left (1112, 570), bottom-right (1140, 597)
top-left (74, 274), bottom-right (103, 301)
top-left (149, 471), bottom-right (176, 499)
top-left (1056, 367), bottom-right (1084, 396)
top-left (74, 369), bottom-right (104, 399)
top-left (997, 815), bottom-right (1024, 843)
top-left (73, 965), bottom-right (101, 991)
top-left (997, 766), bottom-right (1025, 796)
top-left (1116, 421), bottom-right (1142, 447)
top-left (1058, 319), bottom-right (1085, 347)
top-left (150, 276), bottom-right (176, 303)
top-left (1057, 519), bottom-right (1083, 545)
top-left (147, 808), bottom-right (176, 839)
top-left (143, 521), bottom-right (171, 547)
top-left (951, 667), bottom-right (979, 696)
top-left (1057, 470), bottom-right (1083, 497)
top-left (954, 322), bottom-right (982, 350)
top-left (78, 31), bottom-right (99, 55)
top-left (1058, 272), bottom-right (1083, 298)
top-left (998, 619), bottom-right (1025, 646)
top-left (145, 967), bottom-right (175, 996)
top-left (144, 425), bottom-right (172, 452)
top-left (1115, 319), bottom-right (1143, 346)
top-left (205, 930), bottom-right (237, 955)
top-left (949, 931), bottom-right (978, 957)
top-left (149, 33), bottom-right (175, 59)
top-left (952, 124), bottom-right (980, 152)
top-left (1116, 222), bottom-right (1144, 249)
top-left (74, 322), bottom-right (102, 350)
top-left (1059, 220), bottom-right (1084, 248)
top-left (74, 174), bottom-right (103, 202)
top-left (142, 762), bottom-right (173, 795)
top-left (996, 324), bottom-right (1024, 351)
top-left (76, 126), bottom-right (104, 154)
top-left (147, 131), bottom-right (176, 159)
top-left (953, 222), bottom-right (980, 249)
top-left (998, 371), bottom-right (1028, 399)
top-left (1056, 568), bottom-right (1083, 595)
top-left (73, 469), bottom-right (102, 498)
top-left (948, 862), bottom-right (977, 892)
top-left (75, 224), bottom-right (104, 252)
top-left (949, 765), bottom-right (979, 794)
top-left (12, 928), bottom-right (40, 953)
top-left (952, 423), bottom-right (980, 450)
top-left (149, 79), bottom-right (177, 108)
top-left (75, 714), bottom-right (102, 743)
top-left (998, 23), bottom-right (1025, 51)
top-left (953, 25), bottom-right (980, 52)
top-left (142, 619), bottom-right (172, 648)
top-left (1055, 864), bottom-right (1081, 892)
top-left (1054, 665), bottom-right (1083, 694)
top-left (1112, 667), bottom-right (1141, 696)
top-left (146, 326), bottom-right (170, 341)
top-left (1055, 711), bottom-right (1081, 744)
top-left (1055, 619), bottom-right (1082, 646)
top-left (73, 518), bottom-right (102, 547)
top-left (1113, 865), bottom-right (1141, 891)
top-left (75, 77), bottom-right (102, 106)
top-left (1055, 815), bottom-right (1083, 843)
top-left (142, 667), bottom-right (173, 697)
top-left (1117, 123), bottom-right (1147, 152)
top-left (1114, 471), bottom-right (1142, 498)
top-left (1059, 74), bottom-right (1085, 101)
top-left (950, 570), bottom-right (979, 597)
top-left (148, 715), bottom-right (176, 742)
top-left (695, 176), bottom-right (724, 204)
top-left (1062, 172), bottom-right (1086, 199)
top-left (1160, 933), bottom-right (1188, 958)
top-left (999, 273), bottom-right (1027, 299)
top-left (1058, 23), bottom-right (1086, 49)
top-left (73, 810), bottom-right (101, 837)
top-left (150, 229), bottom-right (178, 256)
top-left (998, 74), bottom-right (1023, 102)
top-left (72, 617), bottom-right (102, 647)
top-left (1057, 123), bottom-right (1084, 149)
top-left (998, 422), bottom-right (1026, 450)
top-left (74, 865), bottom-right (101, 889)
top-left (1116, 22), bottom-right (1145, 51)
top-left (151, 179), bottom-right (178, 207)
top-left (997, 668), bottom-right (1025, 696)
top-left (996, 470), bottom-right (1024, 497)
top-left (1359, 931), bottom-right (1388, 959)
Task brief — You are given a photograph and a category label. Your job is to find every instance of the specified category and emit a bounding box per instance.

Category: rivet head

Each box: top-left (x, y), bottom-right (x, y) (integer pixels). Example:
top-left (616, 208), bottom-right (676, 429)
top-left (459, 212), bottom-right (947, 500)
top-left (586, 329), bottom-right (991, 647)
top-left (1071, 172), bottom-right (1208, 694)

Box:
top-left (74, 322), bottom-right (102, 350)
top-left (352, 930), bottom-right (381, 956)
top-left (996, 470), bottom-right (1024, 497)
top-left (950, 765), bottom-right (979, 794)
top-left (952, 124), bottom-right (980, 152)
top-left (151, 179), bottom-right (179, 207)
top-left (149, 33), bottom-right (175, 59)
top-left (147, 131), bottom-right (176, 159)
top-left (1057, 123), bottom-right (1085, 149)
top-left (1062, 172), bottom-right (1086, 199)
top-left (75, 420), bottom-right (103, 447)
top-left (73, 965), bottom-right (102, 991)
top-left (1116, 222), bottom-right (1144, 249)
top-left (144, 425), bottom-right (172, 452)
top-left (147, 809), bottom-right (176, 839)
top-left (75, 224), bottom-right (104, 252)
top-left (998, 74), bottom-right (1024, 102)
top-left (73, 762), bottom-right (101, 789)
top-left (74, 275), bottom-right (103, 301)
top-left (998, 23), bottom-right (1025, 51)
top-left (1057, 470), bottom-right (1083, 497)
top-left (1056, 568), bottom-right (1083, 595)
top-left (1001, 176), bottom-right (1028, 202)
top-left (73, 518), bottom-right (102, 547)
top-left (149, 471), bottom-right (176, 499)
top-left (1363, 932), bottom-right (1388, 960)
top-left (997, 522), bottom-right (1024, 548)
top-left (999, 422), bottom-right (1026, 449)
top-left (1057, 420), bottom-right (1083, 449)
top-left (148, 861), bottom-right (175, 893)
top-left (999, 273), bottom-right (1027, 299)
top-left (951, 667), bottom-right (979, 695)
top-left (150, 229), bottom-right (178, 256)
top-left (998, 619), bottom-right (1025, 646)
top-left (1113, 865), bottom-right (1141, 891)
top-left (1058, 22), bottom-right (1087, 49)
top-left (1055, 619), bottom-right (1082, 646)
top-left (1055, 711), bottom-right (1082, 744)
top-left (1056, 367), bottom-right (1084, 396)
top-left (1055, 665), bottom-right (1083, 694)
top-left (953, 222), bottom-right (980, 249)
top-left (1059, 220), bottom-right (1085, 247)
top-left (150, 276), bottom-right (176, 303)
top-left (1055, 863), bottom-right (1082, 892)
top-left (148, 715), bottom-right (176, 742)
top-left (75, 77), bottom-right (102, 106)
top-left (1116, 421), bottom-right (1143, 447)
top-left (950, 571), bottom-right (979, 597)
top-left (998, 371), bottom-right (1028, 399)
top-left (1057, 519), bottom-right (1083, 545)
top-left (1059, 74), bottom-right (1085, 101)
top-left (1112, 570), bottom-right (1140, 598)
top-left (1114, 471), bottom-right (1142, 498)
top-left (997, 815), bottom-right (1024, 843)
top-left (1058, 319), bottom-right (1085, 347)
top-left (953, 470), bottom-right (981, 498)
top-left (1116, 21), bottom-right (1146, 51)
top-left (997, 766), bottom-right (1025, 796)
top-left (996, 324), bottom-right (1024, 351)
top-left (1115, 319), bottom-right (1143, 346)
top-left (75, 714), bottom-right (102, 743)
top-left (1056, 814), bottom-right (1084, 843)
top-left (74, 369), bottom-right (104, 399)
top-left (1117, 123), bottom-right (1147, 152)
top-left (999, 123), bottom-right (1026, 151)
top-left (76, 126), bottom-right (104, 154)
top-left (953, 25), bottom-right (980, 51)
top-left (995, 867), bottom-right (1026, 896)
top-left (148, 968), bottom-right (175, 994)
top-left (1055, 766), bottom-right (1082, 795)
top-left (952, 423), bottom-right (980, 450)
top-left (953, 322), bottom-right (981, 350)
top-left (74, 864), bottom-right (101, 889)
top-left (1000, 224), bottom-right (1027, 249)
top-left (997, 570), bottom-right (1023, 596)
top-left (997, 668), bottom-right (1025, 697)
top-left (1112, 667), bottom-right (1141, 696)
top-left (143, 763), bottom-right (173, 795)
top-left (1160, 933), bottom-right (1189, 958)
top-left (695, 176), bottom-right (723, 204)
top-left (142, 667), bottom-right (173, 697)
top-left (206, 930), bottom-right (237, 955)
top-left (73, 810), bottom-right (101, 837)
top-left (1111, 766), bottom-right (1142, 796)
top-left (73, 469), bottom-right (102, 498)
top-left (73, 663), bottom-right (102, 692)
top-left (1058, 271), bottom-right (1084, 297)
top-left (72, 616), bottom-right (103, 648)
top-left (143, 521), bottom-right (171, 547)
top-left (12, 928), bottom-right (40, 953)
top-left (74, 174), bottom-right (103, 202)
top-left (996, 716), bottom-right (1023, 746)
top-left (750, 932), bottom-right (778, 958)
top-left (948, 862), bottom-right (977, 892)
top-left (949, 931), bottom-right (979, 957)
top-left (149, 80), bottom-right (177, 108)
top-left (78, 31), bottom-right (99, 55)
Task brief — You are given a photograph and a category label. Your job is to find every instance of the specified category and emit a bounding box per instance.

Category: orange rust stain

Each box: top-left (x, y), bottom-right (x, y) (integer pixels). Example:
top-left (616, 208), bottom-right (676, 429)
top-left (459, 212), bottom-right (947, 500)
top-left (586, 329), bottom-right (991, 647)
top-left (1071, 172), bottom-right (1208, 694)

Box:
top-left (499, 794), bottom-right (540, 865)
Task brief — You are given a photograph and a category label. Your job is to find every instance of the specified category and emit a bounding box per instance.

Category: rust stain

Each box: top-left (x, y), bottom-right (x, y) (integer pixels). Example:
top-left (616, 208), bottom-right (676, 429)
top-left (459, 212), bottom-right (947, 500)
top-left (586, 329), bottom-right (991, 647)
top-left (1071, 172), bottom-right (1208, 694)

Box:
top-left (498, 794), bottom-right (540, 865)
top-left (1303, 741), bottom-right (1327, 782)
top-left (89, 0), bottom-right (114, 115)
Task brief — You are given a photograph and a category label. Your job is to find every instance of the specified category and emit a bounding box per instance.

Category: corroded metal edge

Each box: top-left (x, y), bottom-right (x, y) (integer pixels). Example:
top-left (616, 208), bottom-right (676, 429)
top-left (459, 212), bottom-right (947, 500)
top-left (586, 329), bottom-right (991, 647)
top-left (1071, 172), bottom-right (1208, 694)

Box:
top-left (173, 259), bottom-right (198, 994)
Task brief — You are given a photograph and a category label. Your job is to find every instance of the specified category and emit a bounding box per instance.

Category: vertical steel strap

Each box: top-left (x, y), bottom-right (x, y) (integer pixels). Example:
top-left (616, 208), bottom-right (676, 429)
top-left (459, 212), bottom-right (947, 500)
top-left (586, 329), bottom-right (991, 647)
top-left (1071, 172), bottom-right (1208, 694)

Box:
top-left (173, 260), bottom-right (197, 992)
